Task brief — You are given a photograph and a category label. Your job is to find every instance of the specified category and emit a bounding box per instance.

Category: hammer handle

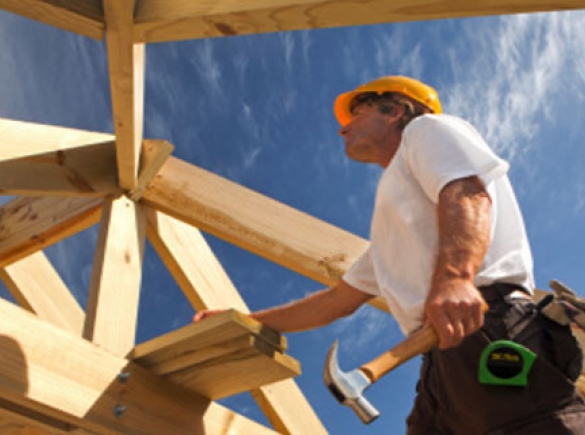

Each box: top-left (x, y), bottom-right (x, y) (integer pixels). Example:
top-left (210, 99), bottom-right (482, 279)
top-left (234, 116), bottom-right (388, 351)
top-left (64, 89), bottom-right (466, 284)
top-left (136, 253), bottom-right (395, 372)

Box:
top-left (359, 301), bottom-right (489, 383)
top-left (359, 324), bottom-right (438, 383)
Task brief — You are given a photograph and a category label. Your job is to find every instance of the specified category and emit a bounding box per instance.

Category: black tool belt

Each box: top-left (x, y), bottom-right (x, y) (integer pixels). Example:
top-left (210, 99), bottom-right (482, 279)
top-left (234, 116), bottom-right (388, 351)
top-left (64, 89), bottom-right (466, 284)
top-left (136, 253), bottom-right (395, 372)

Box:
top-left (479, 282), bottom-right (530, 304)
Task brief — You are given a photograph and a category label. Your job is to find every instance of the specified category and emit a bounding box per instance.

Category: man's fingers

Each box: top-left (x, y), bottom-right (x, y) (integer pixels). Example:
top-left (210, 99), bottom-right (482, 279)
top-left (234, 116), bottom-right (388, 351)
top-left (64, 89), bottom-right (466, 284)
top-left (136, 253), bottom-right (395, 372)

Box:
top-left (192, 309), bottom-right (224, 323)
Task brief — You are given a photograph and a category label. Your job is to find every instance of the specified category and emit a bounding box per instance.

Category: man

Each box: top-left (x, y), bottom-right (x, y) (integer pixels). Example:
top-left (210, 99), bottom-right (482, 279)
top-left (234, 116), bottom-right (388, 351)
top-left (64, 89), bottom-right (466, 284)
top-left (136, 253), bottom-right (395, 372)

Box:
top-left (195, 76), bottom-right (585, 433)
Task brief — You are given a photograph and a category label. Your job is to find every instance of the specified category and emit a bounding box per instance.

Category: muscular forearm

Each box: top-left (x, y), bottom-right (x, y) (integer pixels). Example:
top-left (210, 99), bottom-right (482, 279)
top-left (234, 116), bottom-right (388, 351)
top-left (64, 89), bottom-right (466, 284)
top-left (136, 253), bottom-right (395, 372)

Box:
top-left (432, 176), bottom-right (491, 284)
top-left (426, 176), bottom-right (492, 348)
top-left (251, 281), bottom-right (373, 333)
top-left (194, 280), bottom-right (373, 333)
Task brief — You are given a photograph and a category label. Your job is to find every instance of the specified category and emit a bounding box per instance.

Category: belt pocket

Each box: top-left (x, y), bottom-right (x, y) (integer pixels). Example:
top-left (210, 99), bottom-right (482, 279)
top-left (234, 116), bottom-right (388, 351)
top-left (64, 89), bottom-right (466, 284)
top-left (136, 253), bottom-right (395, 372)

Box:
top-left (488, 404), bottom-right (585, 435)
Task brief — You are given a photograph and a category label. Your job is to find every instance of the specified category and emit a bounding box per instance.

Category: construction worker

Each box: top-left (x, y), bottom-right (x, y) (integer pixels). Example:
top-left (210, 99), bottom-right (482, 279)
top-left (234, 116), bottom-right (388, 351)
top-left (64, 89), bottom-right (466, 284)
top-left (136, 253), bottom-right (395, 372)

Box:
top-left (195, 76), bottom-right (585, 433)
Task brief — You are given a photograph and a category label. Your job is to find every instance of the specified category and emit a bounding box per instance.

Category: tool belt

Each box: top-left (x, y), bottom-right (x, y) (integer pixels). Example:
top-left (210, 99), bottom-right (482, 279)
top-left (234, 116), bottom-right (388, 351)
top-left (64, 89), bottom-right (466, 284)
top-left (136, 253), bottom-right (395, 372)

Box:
top-left (538, 279), bottom-right (585, 331)
top-left (477, 280), bottom-right (585, 388)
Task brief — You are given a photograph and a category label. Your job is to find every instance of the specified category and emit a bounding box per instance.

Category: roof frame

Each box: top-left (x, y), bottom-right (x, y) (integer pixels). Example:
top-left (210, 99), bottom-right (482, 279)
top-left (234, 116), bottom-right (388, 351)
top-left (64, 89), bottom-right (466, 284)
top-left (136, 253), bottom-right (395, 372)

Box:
top-left (1, 1), bottom-right (584, 433)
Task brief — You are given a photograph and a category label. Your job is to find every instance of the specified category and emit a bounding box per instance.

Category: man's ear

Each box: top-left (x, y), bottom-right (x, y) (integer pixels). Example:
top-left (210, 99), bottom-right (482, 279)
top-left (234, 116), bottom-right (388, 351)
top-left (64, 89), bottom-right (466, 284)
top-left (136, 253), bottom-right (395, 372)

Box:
top-left (384, 104), bottom-right (405, 125)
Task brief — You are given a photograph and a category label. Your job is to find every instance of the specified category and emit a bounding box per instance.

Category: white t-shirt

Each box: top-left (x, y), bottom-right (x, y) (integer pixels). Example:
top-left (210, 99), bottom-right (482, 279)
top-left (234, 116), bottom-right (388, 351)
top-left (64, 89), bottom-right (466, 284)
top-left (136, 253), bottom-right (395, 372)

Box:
top-left (343, 114), bottom-right (534, 334)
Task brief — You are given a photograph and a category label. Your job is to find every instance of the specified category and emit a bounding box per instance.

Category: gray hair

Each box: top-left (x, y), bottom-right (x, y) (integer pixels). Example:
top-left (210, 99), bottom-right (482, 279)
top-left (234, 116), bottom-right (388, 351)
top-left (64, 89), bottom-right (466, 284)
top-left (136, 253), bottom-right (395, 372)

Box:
top-left (349, 92), bottom-right (429, 129)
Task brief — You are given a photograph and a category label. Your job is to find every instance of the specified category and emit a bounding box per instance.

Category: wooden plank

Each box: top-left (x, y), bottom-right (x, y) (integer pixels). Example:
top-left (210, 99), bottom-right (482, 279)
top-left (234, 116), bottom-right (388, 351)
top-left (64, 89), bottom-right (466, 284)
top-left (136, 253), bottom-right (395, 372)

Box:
top-left (0, 196), bottom-right (102, 268)
top-left (0, 251), bottom-right (84, 334)
top-left (0, 118), bottom-right (113, 163)
top-left (133, 310), bottom-right (286, 361)
top-left (134, 0), bottom-right (585, 43)
top-left (103, 0), bottom-right (145, 191)
top-left (145, 209), bottom-right (328, 434)
top-left (142, 156), bottom-right (367, 286)
top-left (133, 310), bottom-right (300, 400)
top-left (83, 196), bottom-right (146, 357)
top-left (165, 341), bottom-right (300, 400)
top-left (0, 0), bottom-right (103, 40)
top-left (0, 298), bottom-right (278, 435)
top-left (0, 141), bottom-right (120, 197)
top-left (128, 139), bottom-right (174, 201)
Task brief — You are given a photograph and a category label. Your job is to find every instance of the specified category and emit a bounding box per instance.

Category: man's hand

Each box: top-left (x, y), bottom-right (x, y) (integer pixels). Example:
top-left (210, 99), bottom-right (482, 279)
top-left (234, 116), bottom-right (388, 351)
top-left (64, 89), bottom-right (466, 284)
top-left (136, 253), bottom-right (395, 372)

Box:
top-left (424, 278), bottom-right (486, 349)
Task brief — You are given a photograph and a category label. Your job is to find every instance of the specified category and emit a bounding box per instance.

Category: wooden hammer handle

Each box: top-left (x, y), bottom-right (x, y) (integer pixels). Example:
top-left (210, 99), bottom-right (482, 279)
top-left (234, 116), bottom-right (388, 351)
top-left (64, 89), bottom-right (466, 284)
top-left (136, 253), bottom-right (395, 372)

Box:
top-left (359, 301), bottom-right (489, 383)
top-left (359, 324), bottom-right (438, 383)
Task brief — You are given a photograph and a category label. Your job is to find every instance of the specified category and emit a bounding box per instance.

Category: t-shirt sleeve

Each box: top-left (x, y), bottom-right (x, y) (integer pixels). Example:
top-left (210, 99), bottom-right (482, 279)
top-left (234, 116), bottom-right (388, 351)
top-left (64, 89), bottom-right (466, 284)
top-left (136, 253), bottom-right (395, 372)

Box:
top-left (342, 246), bottom-right (380, 296)
top-left (403, 115), bottom-right (509, 203)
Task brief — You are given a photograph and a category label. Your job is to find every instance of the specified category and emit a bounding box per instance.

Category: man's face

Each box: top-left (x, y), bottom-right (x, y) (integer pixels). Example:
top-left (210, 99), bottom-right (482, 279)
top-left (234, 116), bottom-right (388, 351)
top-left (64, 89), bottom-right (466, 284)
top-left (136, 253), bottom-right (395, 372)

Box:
top-left (339, 103), bottom-right (397, 166)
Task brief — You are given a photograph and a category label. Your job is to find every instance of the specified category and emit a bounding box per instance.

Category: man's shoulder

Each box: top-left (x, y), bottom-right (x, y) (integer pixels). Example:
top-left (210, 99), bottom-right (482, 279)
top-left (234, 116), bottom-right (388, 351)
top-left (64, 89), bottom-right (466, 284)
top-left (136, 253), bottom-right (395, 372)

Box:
top-left (407, 113), bottom-right (468, 130)
top-left (405, 113), bottom-right (481, 143)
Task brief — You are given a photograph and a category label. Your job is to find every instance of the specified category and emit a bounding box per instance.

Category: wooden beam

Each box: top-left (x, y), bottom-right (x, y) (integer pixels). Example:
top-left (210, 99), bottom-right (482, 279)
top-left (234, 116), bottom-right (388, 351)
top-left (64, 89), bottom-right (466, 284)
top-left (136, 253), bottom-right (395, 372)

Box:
top-left (0, 118), bottom-right (114, 163)
top-left (0, 398), bottom-right (76, 434)
top-left (128, 139), bottom-right (174, 201)
top-left (0, 298), bottom-right (278, 435)
top-left (0, 251), bottom-right (84, 334)
top-left (0, 0), bottom-right (104, 40)
top-left (103, 0), bottom-right (145, 191)
top-left (134, 0), bottom-right (585, 43)
top-left (143, 157), bottom-right (367, 286)
top-left (84, 196), bottom-right (146, 357)
top-left (0, 141), bottom-right (120, 197)
top-left (0, 196), bottom-right (102, 268)
top-left (145, 209), bottom-right (328, 434)
top-left (145, 208), bottom-right (250, 311)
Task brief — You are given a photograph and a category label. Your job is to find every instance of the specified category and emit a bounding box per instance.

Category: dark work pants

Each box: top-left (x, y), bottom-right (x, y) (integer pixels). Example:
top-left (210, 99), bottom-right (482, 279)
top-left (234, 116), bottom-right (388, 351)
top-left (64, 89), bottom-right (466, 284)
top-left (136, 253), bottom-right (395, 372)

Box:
top-left (407, 287), bottom-right (585, 434)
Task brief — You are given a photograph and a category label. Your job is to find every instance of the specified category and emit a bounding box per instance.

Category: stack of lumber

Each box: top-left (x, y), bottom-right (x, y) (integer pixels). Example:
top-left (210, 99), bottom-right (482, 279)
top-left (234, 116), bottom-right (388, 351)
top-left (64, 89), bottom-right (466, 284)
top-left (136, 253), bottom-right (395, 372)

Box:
top-left (132, 310), bottom-right (300, 399)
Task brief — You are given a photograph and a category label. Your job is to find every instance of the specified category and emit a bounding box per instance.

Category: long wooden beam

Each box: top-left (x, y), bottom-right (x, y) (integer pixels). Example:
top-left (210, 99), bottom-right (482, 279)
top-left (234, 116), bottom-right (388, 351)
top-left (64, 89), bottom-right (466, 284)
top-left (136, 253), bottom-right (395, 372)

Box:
top-left (143, 156), bottom-right (367, 286)
top-left (0, 141), bottom-right (120, 197)
top-left (0, 251), bottom-right (84, 334)
top-left (84, 196), bottom-right (146, 357)
top-left (0, 196), bottom-right (102, 268)
top-left (0, 298), bottom-right (277, 435)
top-left (145, 208), bottom-right (328, 434)
top-left (134, 0), bottom-right (585, 43)
top-left (0, 0), bottom-right (104, 40)
top-left (103, 0), bottom-right (145, 191)
top-left (0, 118), bottom-right (113, 163)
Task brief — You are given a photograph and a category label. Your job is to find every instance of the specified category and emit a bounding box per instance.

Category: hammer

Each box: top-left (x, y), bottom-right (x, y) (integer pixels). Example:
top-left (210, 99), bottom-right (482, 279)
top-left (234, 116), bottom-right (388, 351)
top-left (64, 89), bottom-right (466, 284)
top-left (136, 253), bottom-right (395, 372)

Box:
top-left (324, 302), bottom-right (488, 424)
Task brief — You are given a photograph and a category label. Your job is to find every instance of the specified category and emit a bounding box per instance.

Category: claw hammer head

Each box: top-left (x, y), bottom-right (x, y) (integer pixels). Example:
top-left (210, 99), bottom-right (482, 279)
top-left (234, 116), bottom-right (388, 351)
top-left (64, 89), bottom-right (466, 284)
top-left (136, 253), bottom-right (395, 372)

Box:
top-left (323, 340), bottom-right (380, 424)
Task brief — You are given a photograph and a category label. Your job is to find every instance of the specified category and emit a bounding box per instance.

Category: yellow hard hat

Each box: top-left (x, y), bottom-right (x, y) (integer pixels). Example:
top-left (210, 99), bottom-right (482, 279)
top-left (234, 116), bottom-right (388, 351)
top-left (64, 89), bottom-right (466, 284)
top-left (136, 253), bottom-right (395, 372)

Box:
top-left (334, 76), bottom-right (443, 125)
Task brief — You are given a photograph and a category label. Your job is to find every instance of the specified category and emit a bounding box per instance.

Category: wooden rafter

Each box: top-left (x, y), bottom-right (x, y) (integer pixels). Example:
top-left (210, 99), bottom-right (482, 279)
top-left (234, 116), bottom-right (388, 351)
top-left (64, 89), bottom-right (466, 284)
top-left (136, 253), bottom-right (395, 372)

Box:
top-left (134, 0), bottom-right (585, 43)
top-left (0, 141), bottom-right (120, 197)
top-left (0, 0), bottom-right (103, 40)
top-left (0, 298), bottom-right (278, 435)
top-left (0, 251), bottom-right (84, 334)
top-left (103, 0), bottom-right (145, 191)
top-left (0, 118), bottom-right (113, 162)
top-left (84, 196), bottom-right (146, 357)
top-left (0, 196), bottom-right (102, 268)
top-left (143, 156), bottom-right (368, 285)
top-left (145, 208), bottom-right (328, 434)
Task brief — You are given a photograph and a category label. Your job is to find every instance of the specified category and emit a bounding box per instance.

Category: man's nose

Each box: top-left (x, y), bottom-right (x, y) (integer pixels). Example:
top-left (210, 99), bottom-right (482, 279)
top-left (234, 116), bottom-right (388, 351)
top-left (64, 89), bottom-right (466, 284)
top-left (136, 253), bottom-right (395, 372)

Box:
top-left (339, 124), bottom-right (349, 136)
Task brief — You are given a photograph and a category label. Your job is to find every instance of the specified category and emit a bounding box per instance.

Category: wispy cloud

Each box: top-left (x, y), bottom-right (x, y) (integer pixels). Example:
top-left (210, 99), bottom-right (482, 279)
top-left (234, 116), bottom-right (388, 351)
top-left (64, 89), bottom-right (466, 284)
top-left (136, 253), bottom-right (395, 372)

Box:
top-left (444, 12), bottom-right (585, 162)
top-left (187, 39), bottom-right (225, 102)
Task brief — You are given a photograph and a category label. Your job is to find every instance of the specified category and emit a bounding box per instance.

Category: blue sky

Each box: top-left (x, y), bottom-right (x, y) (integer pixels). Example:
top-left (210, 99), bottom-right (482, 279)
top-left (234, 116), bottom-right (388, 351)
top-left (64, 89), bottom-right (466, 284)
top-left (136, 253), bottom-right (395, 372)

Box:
top-left (1, 8), bottom-right (585, 434)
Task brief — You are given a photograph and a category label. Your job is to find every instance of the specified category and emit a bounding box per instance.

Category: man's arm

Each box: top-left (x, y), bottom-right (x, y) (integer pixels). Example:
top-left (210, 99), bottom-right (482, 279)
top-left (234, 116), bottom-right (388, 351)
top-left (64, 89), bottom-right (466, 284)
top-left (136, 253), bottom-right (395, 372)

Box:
top-left (425, 175), bottom-right (491, 349)
top-left (193, 279), bottom-right (374, 333)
